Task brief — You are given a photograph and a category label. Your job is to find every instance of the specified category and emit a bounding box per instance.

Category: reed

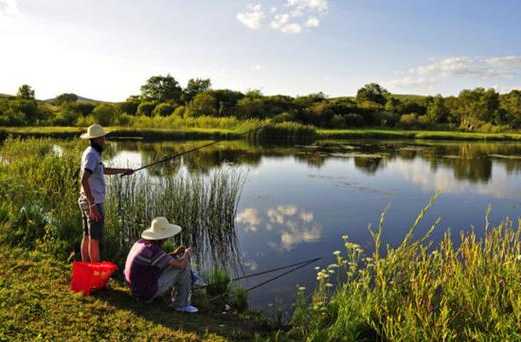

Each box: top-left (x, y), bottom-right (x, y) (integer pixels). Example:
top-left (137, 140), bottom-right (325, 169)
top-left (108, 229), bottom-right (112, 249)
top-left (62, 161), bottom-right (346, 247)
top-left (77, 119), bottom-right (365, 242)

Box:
top-left (249, 122), bottom-right (316, 144)
top-left (104, 169), bottom-right (244, 269)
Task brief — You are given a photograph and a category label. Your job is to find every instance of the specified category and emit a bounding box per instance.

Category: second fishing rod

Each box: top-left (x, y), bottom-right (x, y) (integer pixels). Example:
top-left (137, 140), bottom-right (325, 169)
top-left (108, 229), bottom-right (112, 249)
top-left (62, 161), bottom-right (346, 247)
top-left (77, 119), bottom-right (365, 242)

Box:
top-left (121, 126), bottom-right (261, 176)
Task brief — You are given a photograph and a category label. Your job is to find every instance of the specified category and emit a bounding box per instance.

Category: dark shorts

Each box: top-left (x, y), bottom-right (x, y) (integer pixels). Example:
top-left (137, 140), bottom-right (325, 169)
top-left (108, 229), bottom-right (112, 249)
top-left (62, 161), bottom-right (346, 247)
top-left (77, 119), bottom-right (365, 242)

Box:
top-left (79, 199), bottom-right (105, 241)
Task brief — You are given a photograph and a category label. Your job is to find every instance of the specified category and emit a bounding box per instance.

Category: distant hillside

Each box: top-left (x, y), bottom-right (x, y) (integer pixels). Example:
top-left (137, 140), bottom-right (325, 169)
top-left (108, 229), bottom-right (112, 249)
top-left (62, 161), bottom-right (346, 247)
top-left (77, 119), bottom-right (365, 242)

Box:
top-left (43, 94), bottom-right (114, 104)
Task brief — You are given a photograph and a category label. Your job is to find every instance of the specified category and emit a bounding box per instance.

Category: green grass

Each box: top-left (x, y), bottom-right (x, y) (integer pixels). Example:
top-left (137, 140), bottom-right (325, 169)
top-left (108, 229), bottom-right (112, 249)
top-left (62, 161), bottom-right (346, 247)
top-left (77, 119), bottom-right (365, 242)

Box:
top-left (289, 199), bottom-right (521, 341)
top-left (317, 128), bottom-right (521, 141)
top-left (6, 126), bottom-right (521, 142)
top-left (0, 247), bottom-right (275, 341)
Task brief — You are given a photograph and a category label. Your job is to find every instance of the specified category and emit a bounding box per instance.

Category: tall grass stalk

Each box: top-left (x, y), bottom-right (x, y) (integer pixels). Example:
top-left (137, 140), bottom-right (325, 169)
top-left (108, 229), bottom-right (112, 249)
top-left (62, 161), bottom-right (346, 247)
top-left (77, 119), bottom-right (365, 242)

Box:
top-left (291, 199), bottom-right (521, 341)
top-left (105, 169), bottom-right (244, 270)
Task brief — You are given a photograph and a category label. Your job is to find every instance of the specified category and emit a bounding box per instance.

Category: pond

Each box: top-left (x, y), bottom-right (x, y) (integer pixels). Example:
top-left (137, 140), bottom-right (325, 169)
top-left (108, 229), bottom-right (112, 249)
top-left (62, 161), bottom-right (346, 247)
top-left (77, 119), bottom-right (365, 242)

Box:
top-left (106, 139), bottom-right (521, 315)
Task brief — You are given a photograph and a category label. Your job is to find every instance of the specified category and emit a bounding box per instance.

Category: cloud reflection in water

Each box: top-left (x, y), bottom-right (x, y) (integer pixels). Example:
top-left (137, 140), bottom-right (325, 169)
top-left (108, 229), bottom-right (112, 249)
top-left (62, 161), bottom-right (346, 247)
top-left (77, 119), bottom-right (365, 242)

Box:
top-left (236, 205), bottom-right (322, 250)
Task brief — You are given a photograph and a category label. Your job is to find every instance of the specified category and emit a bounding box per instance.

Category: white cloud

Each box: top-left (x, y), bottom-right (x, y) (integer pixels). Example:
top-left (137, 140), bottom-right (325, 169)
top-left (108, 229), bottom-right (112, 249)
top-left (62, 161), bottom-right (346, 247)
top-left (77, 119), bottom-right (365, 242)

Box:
top-left (387, 56), bottom-right (521, 90)
top-left (305, 16), bottom-right (320, 28)
top-left (280, 22), bottom-right (302, 33)
top-left (287, 0), bottom-right (328, 13)
top-left (237, 4), bottom-right (265, 30)
top-left (238, 0), bottom-right (327, 34)
top-left (0, 0), bottom-right (19, 18)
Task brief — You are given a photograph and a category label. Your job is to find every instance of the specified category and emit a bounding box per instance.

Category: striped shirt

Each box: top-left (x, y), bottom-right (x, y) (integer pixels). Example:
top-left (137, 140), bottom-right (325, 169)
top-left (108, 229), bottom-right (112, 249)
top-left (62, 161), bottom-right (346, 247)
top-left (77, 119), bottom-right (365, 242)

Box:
top-left (124, 239), bottom-right (174, 300)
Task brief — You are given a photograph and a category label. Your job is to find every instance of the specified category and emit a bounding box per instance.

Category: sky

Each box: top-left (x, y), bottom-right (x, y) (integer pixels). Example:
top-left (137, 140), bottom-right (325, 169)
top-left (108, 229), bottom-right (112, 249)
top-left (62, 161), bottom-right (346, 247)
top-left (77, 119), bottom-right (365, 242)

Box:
top-left (1, 0), bottom-right (521, 101)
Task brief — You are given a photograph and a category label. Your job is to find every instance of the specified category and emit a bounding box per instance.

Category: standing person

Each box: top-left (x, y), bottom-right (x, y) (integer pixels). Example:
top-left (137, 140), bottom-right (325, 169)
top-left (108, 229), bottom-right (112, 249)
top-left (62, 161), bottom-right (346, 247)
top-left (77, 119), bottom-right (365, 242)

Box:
top-left (79, 123), bottom-right (134, 262)
top-left (124, 217), bottom-right (198, 313)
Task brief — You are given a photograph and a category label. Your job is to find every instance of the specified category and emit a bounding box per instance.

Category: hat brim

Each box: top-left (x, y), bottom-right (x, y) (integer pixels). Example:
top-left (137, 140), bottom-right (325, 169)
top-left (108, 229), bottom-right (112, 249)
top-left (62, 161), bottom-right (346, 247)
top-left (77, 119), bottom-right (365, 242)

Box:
top-left (80, 132), bottom-right (108, 140)
top-left (141, 224), bottom-right (182, 240)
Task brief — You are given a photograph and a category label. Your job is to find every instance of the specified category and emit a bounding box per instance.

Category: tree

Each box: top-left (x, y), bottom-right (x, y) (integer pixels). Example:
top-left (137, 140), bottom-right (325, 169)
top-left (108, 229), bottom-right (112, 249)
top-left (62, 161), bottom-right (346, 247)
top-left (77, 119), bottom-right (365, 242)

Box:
top-left (188, 93), bottom-right (217, 117)
top-left (17, 84), bottom-right (35, 100)
top-left (426, 95), bottom-right (449, 123)
top-left (91, 104), bottom-right (119, 126)
top-left (356, 83), bottom-right (389, 105)
top-left (140, 74), bottom-right (182, 102)
top-left (183, 78), bottom-right (211, 103)
top-left (500, 90), bottom-right (521, 127)
top-left (458, 88), bottom-right (499, 125)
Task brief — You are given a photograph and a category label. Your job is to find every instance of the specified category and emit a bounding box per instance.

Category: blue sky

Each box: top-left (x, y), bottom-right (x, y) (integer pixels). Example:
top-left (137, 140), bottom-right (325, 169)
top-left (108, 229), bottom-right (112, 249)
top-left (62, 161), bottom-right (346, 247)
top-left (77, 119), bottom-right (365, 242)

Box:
top-left (1, 0), bottom-right (520, 101)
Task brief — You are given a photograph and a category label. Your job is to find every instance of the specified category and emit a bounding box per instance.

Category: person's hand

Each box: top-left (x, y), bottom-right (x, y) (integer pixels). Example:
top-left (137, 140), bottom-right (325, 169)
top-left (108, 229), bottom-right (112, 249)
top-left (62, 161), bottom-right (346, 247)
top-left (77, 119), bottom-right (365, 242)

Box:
top-left (171, 246), bottom-right (186, 257)
top-left (124, 168), bottom-right (134, 176)
top-left (89, 205), bottom-right (102, 222)
top-left (184, 247), bottom-right (192, 259)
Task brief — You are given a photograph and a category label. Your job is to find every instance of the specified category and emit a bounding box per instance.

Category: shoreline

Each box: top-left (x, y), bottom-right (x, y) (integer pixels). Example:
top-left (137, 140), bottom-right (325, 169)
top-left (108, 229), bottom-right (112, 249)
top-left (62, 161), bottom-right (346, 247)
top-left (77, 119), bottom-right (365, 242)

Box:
top-left (3, 126), bottom-right (521, 142)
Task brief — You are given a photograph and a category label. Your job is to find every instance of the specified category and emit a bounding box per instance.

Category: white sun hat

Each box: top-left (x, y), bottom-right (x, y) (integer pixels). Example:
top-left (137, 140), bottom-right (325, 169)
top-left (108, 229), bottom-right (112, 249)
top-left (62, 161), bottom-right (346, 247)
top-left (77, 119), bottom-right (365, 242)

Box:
top-left (80, 124), bottom-right (108, 139)
top-left (141, 217), bottom-right (182, 240)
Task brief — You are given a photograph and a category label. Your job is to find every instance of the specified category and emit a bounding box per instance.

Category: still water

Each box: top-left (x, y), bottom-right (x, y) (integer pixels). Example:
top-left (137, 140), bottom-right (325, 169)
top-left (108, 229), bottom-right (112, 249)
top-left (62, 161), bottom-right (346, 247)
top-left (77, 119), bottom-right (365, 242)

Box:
top-left (107, 139), bottom-right (521, 314)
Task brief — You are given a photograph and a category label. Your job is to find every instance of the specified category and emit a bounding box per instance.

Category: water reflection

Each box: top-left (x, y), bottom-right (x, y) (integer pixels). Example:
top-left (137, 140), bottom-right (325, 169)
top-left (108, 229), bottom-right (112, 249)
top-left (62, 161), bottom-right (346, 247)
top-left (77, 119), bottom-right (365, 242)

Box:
top-left (109, 139), bottom-right (521, 184)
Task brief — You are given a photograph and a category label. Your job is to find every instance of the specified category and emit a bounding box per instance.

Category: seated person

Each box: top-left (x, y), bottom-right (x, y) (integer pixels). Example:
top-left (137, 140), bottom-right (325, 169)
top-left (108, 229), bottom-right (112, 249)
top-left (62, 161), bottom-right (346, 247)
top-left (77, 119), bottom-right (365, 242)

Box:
top-left (124, 217), bottom-right (198, 313)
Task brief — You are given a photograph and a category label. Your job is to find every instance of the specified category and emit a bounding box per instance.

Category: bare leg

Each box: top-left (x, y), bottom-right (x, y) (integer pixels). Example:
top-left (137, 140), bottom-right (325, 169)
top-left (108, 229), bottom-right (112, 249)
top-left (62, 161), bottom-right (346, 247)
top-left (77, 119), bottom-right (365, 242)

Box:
top-left (89, 239), bottom-right (100, 263)
top-left (81, 235), bottom-right (91, 262)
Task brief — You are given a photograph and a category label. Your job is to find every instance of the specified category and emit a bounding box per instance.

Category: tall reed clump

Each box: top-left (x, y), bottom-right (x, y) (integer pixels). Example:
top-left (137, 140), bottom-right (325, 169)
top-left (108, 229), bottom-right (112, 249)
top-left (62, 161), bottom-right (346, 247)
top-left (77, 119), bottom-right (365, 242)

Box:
top-left (249, 122), bottom-right (316, 144)
top-left (290, 198), bottom-right (521, 341)
top-left (0, 137), bottom-right (83, 258)
top-left (105, 169), bottom-right (244, 269)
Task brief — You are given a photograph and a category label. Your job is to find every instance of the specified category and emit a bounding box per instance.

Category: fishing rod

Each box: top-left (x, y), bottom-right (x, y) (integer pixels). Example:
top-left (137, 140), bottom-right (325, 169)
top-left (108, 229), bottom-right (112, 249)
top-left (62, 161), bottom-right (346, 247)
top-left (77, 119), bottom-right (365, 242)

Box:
top-left (193, 256), bottom-right (321, 291)
top-left (121, 126), bottom-right (262, 176)
top-left (200, 257), bottom-right (322, 302)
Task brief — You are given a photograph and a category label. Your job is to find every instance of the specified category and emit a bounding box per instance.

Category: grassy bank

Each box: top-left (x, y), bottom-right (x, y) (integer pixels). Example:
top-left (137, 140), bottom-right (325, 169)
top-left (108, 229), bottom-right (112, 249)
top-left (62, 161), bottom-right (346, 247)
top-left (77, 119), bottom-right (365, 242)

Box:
top-left (318, 128), bottom-right (521, 141)
top-left (4, 126), bottom-right (521, 142)
top-left (0, 126), bottom-right (244, 141)
top-left (0, 247), bottom-right (274, 341)
top-left (288, 199), bottom-right (521, 341)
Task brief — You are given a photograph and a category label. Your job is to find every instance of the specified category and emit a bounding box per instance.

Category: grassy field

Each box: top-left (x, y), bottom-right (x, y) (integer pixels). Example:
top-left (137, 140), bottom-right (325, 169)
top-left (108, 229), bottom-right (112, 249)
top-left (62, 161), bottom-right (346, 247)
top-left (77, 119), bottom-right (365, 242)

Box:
top-left (0, 247), bottom-right (275, 341)
top-left (4, 126), bottom-right (521, 142)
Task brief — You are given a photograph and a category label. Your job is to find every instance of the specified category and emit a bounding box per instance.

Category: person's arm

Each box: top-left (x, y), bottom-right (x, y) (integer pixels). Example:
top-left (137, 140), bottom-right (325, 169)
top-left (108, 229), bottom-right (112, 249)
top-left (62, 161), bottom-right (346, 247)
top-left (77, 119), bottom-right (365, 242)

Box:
top-left (81, 170), bottom-right (102, 222)
top-left (105, 167), bottom-right (134, 176)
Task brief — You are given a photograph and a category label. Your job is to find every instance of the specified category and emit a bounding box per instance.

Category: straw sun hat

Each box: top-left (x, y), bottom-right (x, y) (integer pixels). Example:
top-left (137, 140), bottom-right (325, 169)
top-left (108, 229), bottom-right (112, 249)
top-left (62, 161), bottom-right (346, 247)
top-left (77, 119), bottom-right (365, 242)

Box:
top-left (80, 124), bottom-right (108, 139)
top-left (141, 217), bottom-right (182, 240)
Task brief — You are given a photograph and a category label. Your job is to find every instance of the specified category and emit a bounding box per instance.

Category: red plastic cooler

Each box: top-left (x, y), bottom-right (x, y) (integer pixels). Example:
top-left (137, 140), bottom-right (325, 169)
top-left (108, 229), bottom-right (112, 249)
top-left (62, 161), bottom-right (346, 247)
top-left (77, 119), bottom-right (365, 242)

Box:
top-left (70, 261), bottom-right (118, 295)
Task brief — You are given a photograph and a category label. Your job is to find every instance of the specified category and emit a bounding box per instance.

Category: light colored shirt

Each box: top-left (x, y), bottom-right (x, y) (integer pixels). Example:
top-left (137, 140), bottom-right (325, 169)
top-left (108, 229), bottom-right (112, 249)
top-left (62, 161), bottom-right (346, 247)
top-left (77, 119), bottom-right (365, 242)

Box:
top-left (124, 239), bottom-right (175, 300)
top-left (80, 146), bottom-right (106, 204)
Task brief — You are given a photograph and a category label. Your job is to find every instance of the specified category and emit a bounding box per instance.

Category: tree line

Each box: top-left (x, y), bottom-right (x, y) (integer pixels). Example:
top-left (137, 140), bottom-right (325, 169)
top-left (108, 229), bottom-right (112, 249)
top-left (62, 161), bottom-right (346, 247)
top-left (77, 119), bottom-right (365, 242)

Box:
top-left (1, 75), bottom-right (520, 131)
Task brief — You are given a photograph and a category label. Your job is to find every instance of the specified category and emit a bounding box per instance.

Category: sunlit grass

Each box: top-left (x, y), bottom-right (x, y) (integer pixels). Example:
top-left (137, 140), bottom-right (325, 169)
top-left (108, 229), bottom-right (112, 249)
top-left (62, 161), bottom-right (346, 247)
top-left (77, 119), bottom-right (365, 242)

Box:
top-left (290, 197), bottom-right (521, 341)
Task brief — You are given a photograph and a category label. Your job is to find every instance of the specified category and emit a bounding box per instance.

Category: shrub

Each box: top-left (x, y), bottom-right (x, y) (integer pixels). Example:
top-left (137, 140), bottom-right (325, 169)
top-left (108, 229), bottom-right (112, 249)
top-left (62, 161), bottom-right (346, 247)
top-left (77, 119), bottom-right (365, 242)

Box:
top-left (152, 103), bottom-right (177, 117)
top-left (399, 113), bottom-right (419, 128)
top-left (137, 101), bottom-right (157, 116)
top-left (344, 113), bottom-right (365, 127)
top-left (328, 114), bottom-right (346, 129)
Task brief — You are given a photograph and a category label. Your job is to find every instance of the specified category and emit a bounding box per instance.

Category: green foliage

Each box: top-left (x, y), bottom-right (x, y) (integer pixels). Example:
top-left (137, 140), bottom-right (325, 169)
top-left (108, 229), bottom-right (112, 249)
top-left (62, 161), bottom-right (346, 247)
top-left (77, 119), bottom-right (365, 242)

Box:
top-left (152, 102), bottom-right (177, 117)
top-left (290, 200), bottom-right (521, 341)
top-left (140, 74), bottom-right (182, 102)
top-left (17, 84), bottom-right (35, 100)
top-left (183, 78), bottom-right (212, 103)
top-left (136, 101), bottom-right (157, 116)
top-left (188, 92), bottom-right (218, 117)
top-left (91, 104), bottom-right (119, 126)
top-left (250, 122), bottom-right (316, 143)
top-left (206, 268), bottom-right (232, 297)
top-left (356, 83), bottom-right (389, 105)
